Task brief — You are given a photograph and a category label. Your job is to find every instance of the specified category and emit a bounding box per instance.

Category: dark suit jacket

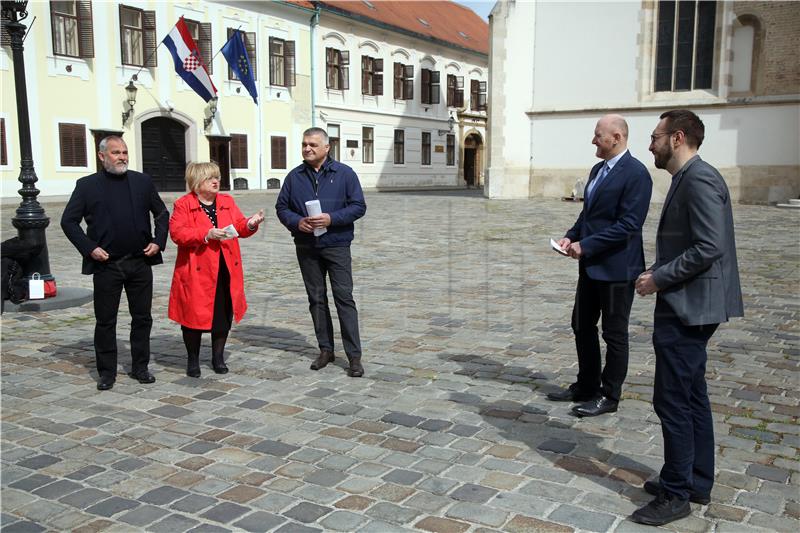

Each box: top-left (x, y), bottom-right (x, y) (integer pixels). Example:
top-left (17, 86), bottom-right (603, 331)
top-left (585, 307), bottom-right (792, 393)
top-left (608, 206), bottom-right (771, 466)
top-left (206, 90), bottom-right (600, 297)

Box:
top-left (651, 155), bottom-right (744, 326)
top-left (60, 170), bottom-right (169, 275)
top-left (566, 150), bottom-right (653, 281)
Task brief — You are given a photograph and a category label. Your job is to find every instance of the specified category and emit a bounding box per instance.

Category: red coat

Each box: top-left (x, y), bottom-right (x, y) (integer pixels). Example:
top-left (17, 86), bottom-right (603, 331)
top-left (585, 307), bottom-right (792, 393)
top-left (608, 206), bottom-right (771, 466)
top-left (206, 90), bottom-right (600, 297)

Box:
top-left (168, 192), bottom-right (258, 330)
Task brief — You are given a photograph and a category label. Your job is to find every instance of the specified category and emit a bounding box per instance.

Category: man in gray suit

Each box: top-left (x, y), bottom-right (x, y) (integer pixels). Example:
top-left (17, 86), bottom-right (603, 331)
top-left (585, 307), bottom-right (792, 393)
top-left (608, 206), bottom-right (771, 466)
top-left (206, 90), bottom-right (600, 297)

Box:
top-left (632, 110), bottom-right (743, 526)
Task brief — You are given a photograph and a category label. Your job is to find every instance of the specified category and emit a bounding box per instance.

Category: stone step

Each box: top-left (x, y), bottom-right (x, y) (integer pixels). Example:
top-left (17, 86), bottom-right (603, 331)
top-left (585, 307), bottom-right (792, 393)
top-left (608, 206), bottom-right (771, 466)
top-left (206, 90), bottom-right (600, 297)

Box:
top-left (776, 198), bottom-right (800, 208)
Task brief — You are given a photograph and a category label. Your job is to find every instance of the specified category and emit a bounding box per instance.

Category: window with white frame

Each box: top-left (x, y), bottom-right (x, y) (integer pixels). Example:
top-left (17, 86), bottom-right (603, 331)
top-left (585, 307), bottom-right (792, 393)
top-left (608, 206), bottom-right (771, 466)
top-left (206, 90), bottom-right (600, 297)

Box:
top-left (394, 130), bottom-right (404, 164)
top-left (446, 134), bottom-right (455, 166)
top-left (326, 47), bottom-right (349, 90)
top-left (362, 127), bottom-right (374, 163)
top-left (361, 55), bottom-right (383, 95)
top-left (58, 122), bottom-right (87, 167)
top-left (50, 1), bottom-right (94, 58)
top-left (270, 37), bottom-right (296, 87)
top-left (119, 5), bottom-right (156, 67)
top-left (328, 124), bottom-right (340, 161)
top-left (421, 132), bottom-right (431, 166)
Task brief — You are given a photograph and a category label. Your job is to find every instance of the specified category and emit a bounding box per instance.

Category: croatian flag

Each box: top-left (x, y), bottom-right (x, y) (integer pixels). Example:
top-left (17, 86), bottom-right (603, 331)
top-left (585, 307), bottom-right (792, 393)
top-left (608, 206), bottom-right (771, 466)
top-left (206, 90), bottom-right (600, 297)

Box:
top-left (163, 17), bottom-right (217, 102)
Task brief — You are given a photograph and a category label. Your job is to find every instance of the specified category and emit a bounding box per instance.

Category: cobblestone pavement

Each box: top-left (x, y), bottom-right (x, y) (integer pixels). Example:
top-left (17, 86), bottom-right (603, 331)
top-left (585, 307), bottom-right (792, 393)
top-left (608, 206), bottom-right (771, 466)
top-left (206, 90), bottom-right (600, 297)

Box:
top-left (2, 190), bottom-right (798, 533)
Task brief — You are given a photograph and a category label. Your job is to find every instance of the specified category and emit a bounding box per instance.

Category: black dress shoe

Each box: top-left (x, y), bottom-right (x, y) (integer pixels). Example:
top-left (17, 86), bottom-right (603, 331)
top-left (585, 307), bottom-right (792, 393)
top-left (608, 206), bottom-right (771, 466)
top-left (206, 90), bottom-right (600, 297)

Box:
top-left (347, 356), bottom-right (364, 378)
top-left (572, 396), bottom-right (618, 417)
top-left (128, 371), bottom-right (156, 384)
top-left (643, 479), bottom-right (711, 505)
top-left (212, 363), bottom-right (229, 374)
top-left (631, 491), bottom-right (691, 526)
top-left (546, 386), bottom-right (593, 402)
top-left (97, 376), bottom-right (115, 391)
top-left (310, 349), bottom-right (335, 371)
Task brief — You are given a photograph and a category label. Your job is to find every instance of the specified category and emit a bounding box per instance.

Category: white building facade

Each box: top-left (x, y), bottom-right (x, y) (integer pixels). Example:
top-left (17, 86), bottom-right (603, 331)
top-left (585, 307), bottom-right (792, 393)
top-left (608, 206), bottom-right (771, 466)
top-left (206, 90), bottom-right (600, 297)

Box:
top-left (311, 2), bottom-right (489, 189)
top-left (487, 0), bottom-right (800, 203)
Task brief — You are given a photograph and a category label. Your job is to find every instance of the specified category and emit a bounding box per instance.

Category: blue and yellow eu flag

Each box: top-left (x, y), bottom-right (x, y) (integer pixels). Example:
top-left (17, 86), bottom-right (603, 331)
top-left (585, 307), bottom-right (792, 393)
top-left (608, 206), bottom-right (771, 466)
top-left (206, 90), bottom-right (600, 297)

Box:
top-left (221, 30), bottom-right (258, 104)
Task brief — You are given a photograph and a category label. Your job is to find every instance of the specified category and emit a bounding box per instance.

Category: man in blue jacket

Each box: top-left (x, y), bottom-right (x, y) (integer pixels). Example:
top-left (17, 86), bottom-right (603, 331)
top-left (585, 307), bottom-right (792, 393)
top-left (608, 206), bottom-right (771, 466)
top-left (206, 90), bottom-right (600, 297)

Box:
top-left (549, 114), bottom-right (652, 417)
top-left (276, 127), bottom-right (367, 377)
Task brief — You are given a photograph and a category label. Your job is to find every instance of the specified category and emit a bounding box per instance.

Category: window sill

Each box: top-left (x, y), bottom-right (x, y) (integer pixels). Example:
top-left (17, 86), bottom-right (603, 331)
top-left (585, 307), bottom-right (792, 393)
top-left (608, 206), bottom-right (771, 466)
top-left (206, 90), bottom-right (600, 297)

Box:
top-left (46, 55), bottom-right (91, 81)
top-left (116, 66), bottom-right (153, 87)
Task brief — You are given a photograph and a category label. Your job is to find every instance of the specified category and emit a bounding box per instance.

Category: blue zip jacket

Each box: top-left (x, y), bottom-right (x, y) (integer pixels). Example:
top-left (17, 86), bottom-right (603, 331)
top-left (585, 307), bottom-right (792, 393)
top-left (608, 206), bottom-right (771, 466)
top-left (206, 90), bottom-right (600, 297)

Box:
top-left (275, 157), bottom-right (366, 247)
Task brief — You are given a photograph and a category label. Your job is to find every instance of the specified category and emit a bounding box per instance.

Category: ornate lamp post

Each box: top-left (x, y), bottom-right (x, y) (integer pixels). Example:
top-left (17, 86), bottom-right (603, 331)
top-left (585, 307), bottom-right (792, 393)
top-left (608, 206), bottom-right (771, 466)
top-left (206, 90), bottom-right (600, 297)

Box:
top-left (2, 0), bottom-right (53, 281)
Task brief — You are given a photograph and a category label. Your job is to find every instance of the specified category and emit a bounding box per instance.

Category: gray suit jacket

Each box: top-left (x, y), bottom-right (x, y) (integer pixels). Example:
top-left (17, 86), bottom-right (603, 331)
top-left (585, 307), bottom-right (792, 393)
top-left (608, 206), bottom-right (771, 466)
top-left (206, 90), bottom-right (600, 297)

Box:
top-left (651, 155), bottom-right (744, 326)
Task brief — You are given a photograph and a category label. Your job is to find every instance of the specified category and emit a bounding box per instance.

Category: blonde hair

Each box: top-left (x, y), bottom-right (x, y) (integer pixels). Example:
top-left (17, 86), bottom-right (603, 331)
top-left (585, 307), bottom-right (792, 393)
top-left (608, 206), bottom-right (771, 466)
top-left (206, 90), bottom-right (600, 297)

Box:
top-left (185, 161), bottom-right (221, 193)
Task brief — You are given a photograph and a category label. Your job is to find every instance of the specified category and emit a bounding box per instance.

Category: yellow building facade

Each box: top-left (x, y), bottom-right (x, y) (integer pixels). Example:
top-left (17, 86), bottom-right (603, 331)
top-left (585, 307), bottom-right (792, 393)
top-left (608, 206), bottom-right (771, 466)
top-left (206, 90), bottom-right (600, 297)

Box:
top-left (1, 0), bottom-right (315, 197)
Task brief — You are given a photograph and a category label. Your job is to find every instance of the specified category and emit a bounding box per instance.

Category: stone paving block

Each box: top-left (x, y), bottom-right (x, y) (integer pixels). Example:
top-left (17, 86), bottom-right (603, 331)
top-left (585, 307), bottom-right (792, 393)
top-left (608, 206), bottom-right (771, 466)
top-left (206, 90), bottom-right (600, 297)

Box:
top-left (187, 524), bottom-right (232, 533)
top-left (735, 491), bottom-right (783, 514)
top-left (250, 440), bottom-right (300, 457)
top-left (59, 488), bottom-right (113, 509)
top-left (382, 469), bottom-right (424, 486)
top-left (273, 522), bottom-right (322, 533)
top-left (31, 478), bottom-right (84, 499)
top-left (117, 504), bottom-right (171, 527)
top-left (65, 465), bottom-right (106, 481)
top-left (417, 477), bottom-right (459, 496)
top-left (283, 501), bottom-right (332, 523)
top-left (304, 468), bottom-right (348, 487)
top-left (84, 496), bottom-right (140, 517)
top-left (16, 455), bottom-right (61, 470)
top-left (170, 494), bottom-right (219, 513)
top-left (232, 510), bottom-right (287, 532)
top-left (547, 504), bottom-right (617, 533)
top-left (365, 502), bottom-right (420, 525)
top-left (8, 474), bottom-right (55, 492)
top-left (746, 463), bottom-right (791, 483)
top-left (148, 513), bottom-right (201, 532)
top-left (319, 510), bottom-right (370, 531)
top-left (404, 492), bottom-right (453, 514)
top-left (415, 516), bottom-right (471, 533)
top-left (357, 519), bottom-right (410, 533)
top-left (138, 485), bottom-right (190, 505)
top-left (201, 501), bottom-right (251, 523)
top-left (445, 502), bottom-right (507, 527)
top-left (448, 483), bottom-right (498, 503)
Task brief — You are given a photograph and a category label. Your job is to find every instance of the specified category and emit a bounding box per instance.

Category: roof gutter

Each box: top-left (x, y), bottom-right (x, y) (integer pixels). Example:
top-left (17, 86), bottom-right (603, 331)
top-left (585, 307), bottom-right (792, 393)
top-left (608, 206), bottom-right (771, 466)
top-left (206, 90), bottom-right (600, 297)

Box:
top-left (310, 6), bottom-right (320, 127)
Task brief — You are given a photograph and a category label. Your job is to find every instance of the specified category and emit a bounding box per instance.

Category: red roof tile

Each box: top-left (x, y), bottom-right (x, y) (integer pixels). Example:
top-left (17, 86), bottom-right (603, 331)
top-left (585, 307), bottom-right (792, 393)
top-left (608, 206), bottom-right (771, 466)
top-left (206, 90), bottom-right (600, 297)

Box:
top-left (286, 1), bottom-right (489, 55)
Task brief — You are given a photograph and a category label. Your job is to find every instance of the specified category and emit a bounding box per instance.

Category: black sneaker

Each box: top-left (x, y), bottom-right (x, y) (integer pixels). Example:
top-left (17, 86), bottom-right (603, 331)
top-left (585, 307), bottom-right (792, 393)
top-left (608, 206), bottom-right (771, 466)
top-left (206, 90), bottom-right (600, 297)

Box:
top-left (631, 491), bottom-right (691, 526)
top-left (643, 479), bottom-right (711, 505)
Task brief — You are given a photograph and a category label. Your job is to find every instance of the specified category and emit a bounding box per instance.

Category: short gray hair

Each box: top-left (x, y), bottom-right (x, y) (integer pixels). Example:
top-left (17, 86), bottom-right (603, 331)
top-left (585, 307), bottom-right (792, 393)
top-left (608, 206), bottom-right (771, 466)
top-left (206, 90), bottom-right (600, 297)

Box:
top-left (98, 135), bottom-right (126, 153)
top-left (303, 127), bottom-right (329, 144)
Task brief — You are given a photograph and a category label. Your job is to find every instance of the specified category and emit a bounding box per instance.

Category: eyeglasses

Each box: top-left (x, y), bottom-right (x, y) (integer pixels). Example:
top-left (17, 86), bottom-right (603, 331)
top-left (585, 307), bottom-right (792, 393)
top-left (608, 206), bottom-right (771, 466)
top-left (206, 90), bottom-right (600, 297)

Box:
top-left (650, 131), bottom-right (674, 143)
top-left (205, 176), bottom-right (221, 182)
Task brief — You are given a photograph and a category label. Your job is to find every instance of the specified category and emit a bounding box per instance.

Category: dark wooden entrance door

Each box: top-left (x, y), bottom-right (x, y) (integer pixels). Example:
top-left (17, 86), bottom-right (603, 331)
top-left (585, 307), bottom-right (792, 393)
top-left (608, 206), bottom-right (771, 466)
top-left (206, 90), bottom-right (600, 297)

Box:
top-left (208, 136), bottom-right (231, 190)
top-left (464, 148), bottom-right (476, 186)
top-left (142, 117), bottom-right (186, 191)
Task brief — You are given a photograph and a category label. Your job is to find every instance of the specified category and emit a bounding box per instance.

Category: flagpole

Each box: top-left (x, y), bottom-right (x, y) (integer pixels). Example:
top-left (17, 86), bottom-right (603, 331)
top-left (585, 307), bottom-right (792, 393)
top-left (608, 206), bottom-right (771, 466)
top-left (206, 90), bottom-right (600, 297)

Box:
top-left (211, 25), bottom-right (243, 65)
top-left (130, 41), bottom-right (162, 82)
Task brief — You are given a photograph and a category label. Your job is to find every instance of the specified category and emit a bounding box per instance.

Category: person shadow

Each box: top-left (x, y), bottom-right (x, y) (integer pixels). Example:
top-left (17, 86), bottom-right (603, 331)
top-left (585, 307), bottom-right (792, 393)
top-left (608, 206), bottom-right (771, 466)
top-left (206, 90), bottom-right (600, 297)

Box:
top-left (438, 352), bottom-right (658, 521)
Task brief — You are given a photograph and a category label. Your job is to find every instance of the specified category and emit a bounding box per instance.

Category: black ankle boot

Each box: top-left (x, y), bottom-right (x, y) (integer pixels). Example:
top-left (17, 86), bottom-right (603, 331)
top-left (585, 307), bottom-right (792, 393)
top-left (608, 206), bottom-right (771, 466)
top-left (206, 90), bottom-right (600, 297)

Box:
top-left (186, 353), bottom-right (201, 378)
top-left (212, 353), bottom-right (228, 374)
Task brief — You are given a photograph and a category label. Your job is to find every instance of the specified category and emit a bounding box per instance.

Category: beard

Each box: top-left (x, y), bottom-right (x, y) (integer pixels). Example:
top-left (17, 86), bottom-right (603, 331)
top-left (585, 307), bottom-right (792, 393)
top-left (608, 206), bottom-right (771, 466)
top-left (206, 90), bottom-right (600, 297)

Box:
top-left (103, 160), bottom-right (128, 175)
top-left (653, 143), bottom-right (673, 170)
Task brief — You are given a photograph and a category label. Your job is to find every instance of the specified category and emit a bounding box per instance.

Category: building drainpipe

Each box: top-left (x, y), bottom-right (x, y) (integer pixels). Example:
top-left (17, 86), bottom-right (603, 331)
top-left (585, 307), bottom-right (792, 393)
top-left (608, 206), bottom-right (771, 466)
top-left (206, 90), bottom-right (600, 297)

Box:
top-left (310, 6), bottom-right (320, 127)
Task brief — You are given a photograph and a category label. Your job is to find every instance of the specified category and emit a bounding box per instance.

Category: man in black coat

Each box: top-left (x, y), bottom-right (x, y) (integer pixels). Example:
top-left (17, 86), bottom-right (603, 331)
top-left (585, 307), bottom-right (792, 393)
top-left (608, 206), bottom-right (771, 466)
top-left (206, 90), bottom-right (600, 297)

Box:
top-left (61, 136), bottom-right (169, 390)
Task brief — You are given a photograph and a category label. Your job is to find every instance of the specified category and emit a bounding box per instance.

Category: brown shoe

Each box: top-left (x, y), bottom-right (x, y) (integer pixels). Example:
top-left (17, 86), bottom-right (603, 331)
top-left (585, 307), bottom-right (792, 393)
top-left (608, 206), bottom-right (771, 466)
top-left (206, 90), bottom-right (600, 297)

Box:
top-left (310, 349), bottom-right (335, 370)
top-left (347, 356), bottom-right (364, 378)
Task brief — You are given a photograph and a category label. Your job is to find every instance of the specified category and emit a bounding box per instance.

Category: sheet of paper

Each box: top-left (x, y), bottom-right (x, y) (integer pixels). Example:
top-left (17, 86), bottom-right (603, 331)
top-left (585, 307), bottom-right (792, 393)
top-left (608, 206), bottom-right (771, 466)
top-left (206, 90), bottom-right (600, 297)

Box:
top-left (221, 224), bottom-right (239, 240)
top-left (305, 199), bottom-right (327, 237)
top-left (550, 238), bottom-right (569, 256)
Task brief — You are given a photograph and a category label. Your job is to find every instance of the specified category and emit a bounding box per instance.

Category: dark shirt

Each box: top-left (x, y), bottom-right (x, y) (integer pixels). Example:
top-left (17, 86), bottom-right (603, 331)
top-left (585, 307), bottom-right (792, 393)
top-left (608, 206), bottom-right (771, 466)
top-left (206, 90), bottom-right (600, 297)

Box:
top-left (102, 170), bottom-right (146, 256)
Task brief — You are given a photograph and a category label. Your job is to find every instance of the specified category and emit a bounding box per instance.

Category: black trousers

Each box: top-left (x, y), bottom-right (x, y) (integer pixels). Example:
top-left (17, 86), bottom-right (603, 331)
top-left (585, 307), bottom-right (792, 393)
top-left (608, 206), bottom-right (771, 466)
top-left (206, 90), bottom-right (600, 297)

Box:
top-left (92, 256), bottom-right (153, 378)
top-left (295, 245), bottom-right (361, 359)
top-left (571, 267), bottom-right (635, 401)
top-left (653, 298), bottom-right (718, 501)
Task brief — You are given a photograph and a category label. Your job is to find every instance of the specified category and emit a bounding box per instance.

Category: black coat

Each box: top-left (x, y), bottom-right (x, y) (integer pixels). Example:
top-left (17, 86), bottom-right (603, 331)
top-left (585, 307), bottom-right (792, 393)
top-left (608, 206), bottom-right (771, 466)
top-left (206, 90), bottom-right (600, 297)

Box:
top-left (60, 170), bottom-right (169, 275)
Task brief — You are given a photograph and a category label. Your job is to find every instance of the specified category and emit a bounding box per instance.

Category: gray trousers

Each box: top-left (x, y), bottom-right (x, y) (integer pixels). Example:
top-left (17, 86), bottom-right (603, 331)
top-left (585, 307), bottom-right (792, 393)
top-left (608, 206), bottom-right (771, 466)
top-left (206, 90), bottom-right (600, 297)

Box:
top-left (295, 245), bottom-right (362, 359)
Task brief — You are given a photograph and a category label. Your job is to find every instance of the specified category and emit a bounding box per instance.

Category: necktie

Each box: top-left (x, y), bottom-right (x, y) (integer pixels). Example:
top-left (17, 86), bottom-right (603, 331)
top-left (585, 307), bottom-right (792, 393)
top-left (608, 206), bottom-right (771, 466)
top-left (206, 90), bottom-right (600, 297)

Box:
top-left (587, 163), bottom-right (610, 203)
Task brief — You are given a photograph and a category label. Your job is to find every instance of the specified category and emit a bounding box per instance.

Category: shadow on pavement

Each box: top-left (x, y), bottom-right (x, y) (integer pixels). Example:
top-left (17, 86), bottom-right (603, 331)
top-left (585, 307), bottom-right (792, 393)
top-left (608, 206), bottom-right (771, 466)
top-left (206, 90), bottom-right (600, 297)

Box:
top-left (438, 352), bottom-right (656, 503)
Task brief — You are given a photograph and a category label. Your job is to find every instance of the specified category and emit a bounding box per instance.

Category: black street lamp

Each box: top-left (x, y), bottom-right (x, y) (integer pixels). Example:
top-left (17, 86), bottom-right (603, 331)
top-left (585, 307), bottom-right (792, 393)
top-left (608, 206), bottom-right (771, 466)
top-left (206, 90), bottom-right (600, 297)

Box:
top-left (2, 0), bottom-right (53, 281)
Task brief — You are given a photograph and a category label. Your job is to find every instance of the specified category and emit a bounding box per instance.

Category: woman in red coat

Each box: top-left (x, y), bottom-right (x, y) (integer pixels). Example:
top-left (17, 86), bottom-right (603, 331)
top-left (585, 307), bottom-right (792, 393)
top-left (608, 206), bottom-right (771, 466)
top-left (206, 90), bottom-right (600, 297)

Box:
top-left (168, 162), bottom-right (264, 377)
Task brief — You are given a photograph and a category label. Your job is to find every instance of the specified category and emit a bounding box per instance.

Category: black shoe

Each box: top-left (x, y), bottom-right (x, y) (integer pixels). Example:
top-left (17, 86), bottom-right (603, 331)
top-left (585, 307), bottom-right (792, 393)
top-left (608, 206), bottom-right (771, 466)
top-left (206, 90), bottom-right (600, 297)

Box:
top-left (643, 479), bottom-right (711, 505)
top-left (631, 491), bottom-right (691, 526)
top-left (128, 370), bottom-right (156, 384)
top-left (546, 385), bottom-right (593, 402)
top-left (97, 375), bottom-right (115, 391)
top-left (187, 354), bottom-right (201, 378)
top-left (347, 356), bottom-right (364, 378)
top-left (572, 396), bottom-right (618, 417)
top-left (212, 363), bottom-right (229, 374)
top-left (310, 349), bottom-right (335, 371)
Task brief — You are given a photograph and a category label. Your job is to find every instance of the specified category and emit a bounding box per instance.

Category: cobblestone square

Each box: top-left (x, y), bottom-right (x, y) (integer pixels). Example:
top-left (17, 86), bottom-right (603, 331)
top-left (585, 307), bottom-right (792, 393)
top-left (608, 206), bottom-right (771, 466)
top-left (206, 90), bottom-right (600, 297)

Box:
top-left (2, 191), bottom-right (798, 531)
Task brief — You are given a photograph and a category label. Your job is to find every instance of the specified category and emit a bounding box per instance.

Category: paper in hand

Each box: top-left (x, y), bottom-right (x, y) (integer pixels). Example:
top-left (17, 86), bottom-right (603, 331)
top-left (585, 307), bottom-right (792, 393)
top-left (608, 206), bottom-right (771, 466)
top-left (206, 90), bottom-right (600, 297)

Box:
top-left (550, 238), bottom-right (569, 256)
top-left (221, 224), bottom-right (239, 240)
top-left (304, 200), bottom-right (327, 237)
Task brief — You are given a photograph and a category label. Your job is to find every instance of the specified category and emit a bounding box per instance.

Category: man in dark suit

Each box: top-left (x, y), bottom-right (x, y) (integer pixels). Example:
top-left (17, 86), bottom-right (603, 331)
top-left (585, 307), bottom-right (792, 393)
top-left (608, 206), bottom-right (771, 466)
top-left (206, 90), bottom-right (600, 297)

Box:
top-left (549, 114), bottom-right (652, 417)
top-left (632, 110), bottom-right (743, 526)
top-left (61, 136), bottom-right (169, 391)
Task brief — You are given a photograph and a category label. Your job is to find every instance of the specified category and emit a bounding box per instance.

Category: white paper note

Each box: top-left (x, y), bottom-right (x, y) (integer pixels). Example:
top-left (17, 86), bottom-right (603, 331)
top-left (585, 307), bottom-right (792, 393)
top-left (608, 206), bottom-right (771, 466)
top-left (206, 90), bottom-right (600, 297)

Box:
top-left (550, 238), bottom-right (569, 256)
top-left (305, 200), bottom-right (327, 237)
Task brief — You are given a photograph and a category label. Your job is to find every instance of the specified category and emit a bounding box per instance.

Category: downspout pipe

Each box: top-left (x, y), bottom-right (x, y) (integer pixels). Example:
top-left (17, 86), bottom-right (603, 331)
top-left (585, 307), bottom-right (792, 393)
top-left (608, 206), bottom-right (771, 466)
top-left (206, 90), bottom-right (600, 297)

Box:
top-left (310, 6), bottom-right (320, 127)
